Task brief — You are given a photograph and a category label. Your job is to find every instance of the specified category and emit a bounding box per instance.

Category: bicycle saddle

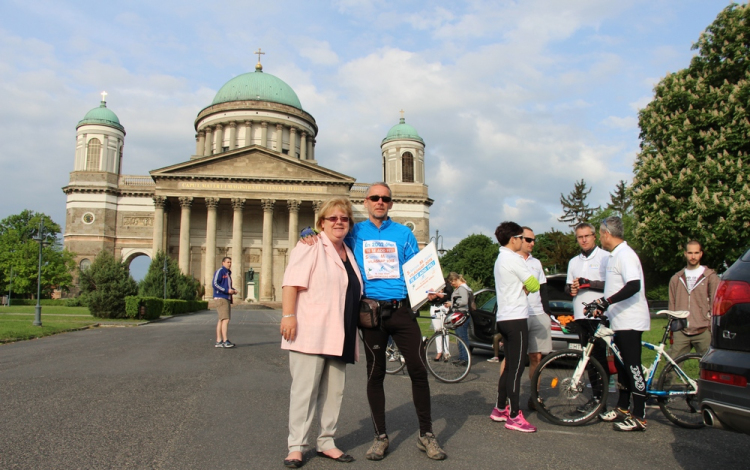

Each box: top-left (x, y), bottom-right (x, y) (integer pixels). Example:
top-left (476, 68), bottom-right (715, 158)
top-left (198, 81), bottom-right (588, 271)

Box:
top-left (656, 310), bottom-right (690, 319)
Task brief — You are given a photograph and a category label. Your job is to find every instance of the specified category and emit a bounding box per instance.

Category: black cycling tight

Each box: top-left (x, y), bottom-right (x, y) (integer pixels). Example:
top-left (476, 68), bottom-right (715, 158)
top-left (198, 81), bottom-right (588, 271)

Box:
top-left (613, 329), bottom-right (646, 419)
top-left (495, 318), bottom-right (528, 418)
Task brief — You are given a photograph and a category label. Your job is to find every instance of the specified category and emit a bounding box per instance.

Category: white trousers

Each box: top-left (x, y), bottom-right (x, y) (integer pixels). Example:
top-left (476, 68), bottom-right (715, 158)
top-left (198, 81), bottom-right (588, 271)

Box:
top-left (430, 306), bottom-right (450, 354)
top-left (287, 350), bottom-right (347, 452)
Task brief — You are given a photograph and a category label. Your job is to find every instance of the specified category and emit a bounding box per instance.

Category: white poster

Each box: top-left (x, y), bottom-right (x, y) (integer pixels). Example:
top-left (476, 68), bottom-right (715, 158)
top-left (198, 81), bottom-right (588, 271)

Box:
top-left (403, 242), bottom-right (445, 312)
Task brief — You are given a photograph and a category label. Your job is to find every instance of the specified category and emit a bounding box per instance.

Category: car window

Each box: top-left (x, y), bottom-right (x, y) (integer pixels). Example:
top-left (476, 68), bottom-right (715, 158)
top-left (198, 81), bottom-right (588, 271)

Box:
top-left (480, 296), bottom-right (497, 312)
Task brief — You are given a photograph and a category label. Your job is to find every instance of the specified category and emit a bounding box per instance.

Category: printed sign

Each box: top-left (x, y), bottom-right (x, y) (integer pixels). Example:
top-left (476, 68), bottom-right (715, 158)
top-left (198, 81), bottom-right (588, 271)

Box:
top-left (402, 242), bottom-right (445, 312)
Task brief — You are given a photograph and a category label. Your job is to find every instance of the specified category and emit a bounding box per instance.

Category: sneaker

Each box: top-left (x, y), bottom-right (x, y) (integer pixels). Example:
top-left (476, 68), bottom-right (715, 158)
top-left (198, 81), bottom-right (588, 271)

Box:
top-left (365, 434), bottom-right (389, 461)
top-left (613, 417), bottom-right (647, 432)
top-left (487, 357), bottom-right (500, 363)
top-left (575, 398), bottom-right (600, 414)
top-left (504, 411), bottom-right (537, 433)
top-left (490, 406), bottom-right (510, 422)
top-left (222, 340), bottom-right (235, 348)
top-left (417, 432), bottom-right (447, 460)
top-left (215, 341), bottom-right (224, 348)
top-left (599, 407), bottom-right (630, 422)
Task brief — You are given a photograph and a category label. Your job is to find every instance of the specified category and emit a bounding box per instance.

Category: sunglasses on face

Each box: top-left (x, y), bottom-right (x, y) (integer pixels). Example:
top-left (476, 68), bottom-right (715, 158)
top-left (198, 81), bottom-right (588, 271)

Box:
top-left (324, 216), bottom-right (350, 223)
top-left (366, 195), bottom-right (392, 203)
top-left (523, 237), bottom-right (535, 243)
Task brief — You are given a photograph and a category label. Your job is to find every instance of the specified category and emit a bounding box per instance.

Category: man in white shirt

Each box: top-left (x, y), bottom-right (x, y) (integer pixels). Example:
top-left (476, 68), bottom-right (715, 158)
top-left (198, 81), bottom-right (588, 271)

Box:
top-left (566, 222), bottom-right (610, 410)
top-left (519, 227), bottom-right (552, 411)
top-left (590, 216), bottom-right (651, 432)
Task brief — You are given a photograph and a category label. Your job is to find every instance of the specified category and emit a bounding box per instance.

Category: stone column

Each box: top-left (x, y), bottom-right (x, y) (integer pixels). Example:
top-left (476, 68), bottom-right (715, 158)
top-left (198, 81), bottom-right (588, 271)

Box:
top-left (287, 200), bottom-right (300, 250)
top-left (196, 131), bottom-right (205, 156)
top-left (231, 198), bottom-right (245, 298)
top-left (228, 122), bottom-right (237, 151)
top-left (275, 124), bottom-right (284, 153)
top-left (245, 120), bottom-right (253, 147)
top-left (152, 196), bottom-right (167, 254)
top-left (260, 122), bottom-right (268, 149)
top-left (299, 132), bottom-right (307, 160)
top-left (311, 138), bottom-right (316, 161)
top-left (204, 197), bottom-right (220, 299)
top-left (178, 196), bottom-right (193, 274)
top-left (288, 127), bottom-right (297, 158)
top-left (203, 126), bottom-right (213, 156)
top-left (260, 199), bottom-right (275, 301)
top-left (313, 200), bottom-right (323, 220)
top-left (214, 123), bottom-right (224, 154)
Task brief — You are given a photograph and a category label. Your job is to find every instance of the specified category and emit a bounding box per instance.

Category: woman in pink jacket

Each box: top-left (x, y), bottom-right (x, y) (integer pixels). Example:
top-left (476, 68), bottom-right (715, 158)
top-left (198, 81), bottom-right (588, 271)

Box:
top-left (280, 197), bottom-right (363, 468)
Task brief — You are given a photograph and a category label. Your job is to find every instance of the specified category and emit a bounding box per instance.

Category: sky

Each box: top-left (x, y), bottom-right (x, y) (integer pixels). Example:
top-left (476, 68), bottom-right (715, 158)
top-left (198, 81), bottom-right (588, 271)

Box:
top-left (0, 0), bottom-right (740, 273)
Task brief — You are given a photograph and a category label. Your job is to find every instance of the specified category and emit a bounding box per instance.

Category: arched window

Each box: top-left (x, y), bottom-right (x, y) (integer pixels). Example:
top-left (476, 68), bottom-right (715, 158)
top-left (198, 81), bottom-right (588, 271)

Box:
top-left (402, 152), bottom-right (414, 183)
top-left (86, 138), bottom-right (102, 171)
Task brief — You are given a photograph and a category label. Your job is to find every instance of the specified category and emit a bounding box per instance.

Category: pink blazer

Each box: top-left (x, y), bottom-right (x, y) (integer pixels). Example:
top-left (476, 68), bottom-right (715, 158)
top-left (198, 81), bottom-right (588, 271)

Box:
top-left (281, 231), bottom-right (363, 361)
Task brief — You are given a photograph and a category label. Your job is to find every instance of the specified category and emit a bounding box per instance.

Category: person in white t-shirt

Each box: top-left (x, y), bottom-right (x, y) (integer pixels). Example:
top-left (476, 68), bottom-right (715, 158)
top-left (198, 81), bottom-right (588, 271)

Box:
top-left (566, 222), bottom-right (610, 410)
top-left (589, 216), bottom-right (651, 432)
top-left (488, 221), bottom-right (540, 433)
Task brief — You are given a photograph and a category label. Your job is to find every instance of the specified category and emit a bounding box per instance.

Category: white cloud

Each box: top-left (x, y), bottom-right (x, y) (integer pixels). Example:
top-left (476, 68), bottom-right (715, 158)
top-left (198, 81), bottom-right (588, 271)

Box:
top-left (603, 115), bottom-right (638, 130)
top-left (297, 39), bottom-right (340, 65)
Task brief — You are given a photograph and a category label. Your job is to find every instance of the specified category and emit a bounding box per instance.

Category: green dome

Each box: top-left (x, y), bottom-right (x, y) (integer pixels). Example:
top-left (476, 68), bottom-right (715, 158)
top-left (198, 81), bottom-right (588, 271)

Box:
top-left (382, 117), bottom-right (423, 144)
top-left (77, 101), bottom-right (124, 132)
top-left (212, 68), bottom-right (303, 110)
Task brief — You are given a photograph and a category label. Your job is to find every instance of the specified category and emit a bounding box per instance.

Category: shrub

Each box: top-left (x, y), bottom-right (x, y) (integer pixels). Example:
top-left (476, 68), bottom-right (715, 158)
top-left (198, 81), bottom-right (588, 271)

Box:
top-left (124, 296), bottom-right (208, 319)
top-left (78, 251), bottom-right (138, 318)
top-left (646, 284), bottom-right (669, 302)
top-left (138, 251), bottom-right (201, 301)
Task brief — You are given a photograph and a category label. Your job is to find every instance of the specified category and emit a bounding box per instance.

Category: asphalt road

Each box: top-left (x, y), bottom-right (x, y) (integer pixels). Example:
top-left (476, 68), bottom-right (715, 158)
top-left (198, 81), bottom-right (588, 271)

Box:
top-left (1, 309), bottom-right (747, 470)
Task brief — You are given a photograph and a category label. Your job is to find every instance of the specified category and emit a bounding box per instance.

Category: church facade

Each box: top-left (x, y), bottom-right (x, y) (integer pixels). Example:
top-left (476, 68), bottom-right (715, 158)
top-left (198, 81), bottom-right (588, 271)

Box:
top-left (63, 61), bottom-right (432, 302)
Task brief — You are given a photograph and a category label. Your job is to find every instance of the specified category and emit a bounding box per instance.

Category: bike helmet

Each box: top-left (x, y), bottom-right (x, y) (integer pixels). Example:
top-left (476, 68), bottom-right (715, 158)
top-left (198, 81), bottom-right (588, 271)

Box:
top-left (444, 311), bottom-right (468, 329)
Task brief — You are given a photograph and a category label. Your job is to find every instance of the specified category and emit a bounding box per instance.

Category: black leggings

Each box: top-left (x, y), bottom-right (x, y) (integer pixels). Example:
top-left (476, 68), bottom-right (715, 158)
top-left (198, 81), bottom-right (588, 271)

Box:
top-left (575, 319), bottom-right (611, 399)
top-left (613, 330), bottom-right (646, 419)
top-left (495, 318), bottom-right (528, 418)
top-left (361, 306), bottom-right (432, 435)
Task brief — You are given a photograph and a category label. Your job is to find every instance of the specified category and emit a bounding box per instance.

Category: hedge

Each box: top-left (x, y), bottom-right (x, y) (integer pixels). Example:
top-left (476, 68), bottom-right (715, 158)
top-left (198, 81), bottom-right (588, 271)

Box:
top-left (124, 296), bottom-right (208, 320)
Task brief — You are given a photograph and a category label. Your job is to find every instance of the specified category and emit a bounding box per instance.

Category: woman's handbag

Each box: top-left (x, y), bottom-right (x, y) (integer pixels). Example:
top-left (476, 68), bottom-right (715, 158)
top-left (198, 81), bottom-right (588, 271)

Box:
top-left (359, 298), bottom-right (380, 328)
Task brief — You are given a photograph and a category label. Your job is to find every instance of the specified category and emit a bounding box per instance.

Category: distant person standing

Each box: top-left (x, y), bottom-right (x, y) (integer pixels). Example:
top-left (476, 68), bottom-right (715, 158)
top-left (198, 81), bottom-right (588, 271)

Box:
top-left (668, 240), bottom-right (719, 357)
top-left (213, 257), bottom-right (237, 348)
top-left (447, 272), bottom-right (472, 366)
top-left (428, 282), bottom-right (452, 361)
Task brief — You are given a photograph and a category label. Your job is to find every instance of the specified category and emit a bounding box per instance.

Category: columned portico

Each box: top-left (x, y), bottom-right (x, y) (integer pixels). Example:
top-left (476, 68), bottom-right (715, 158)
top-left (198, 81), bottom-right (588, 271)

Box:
top-left (204, 197), bottom-right (220, 297)
top-left (231, 198), bottom-right (245, 296)
top-left (178, 196), bottom-right (193, 274)
top-left (260, 199), bottom-right (275, 301)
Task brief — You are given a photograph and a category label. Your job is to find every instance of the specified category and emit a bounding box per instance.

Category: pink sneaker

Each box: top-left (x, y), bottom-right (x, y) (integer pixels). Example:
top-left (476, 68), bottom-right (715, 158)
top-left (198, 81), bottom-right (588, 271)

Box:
top-left (505, 411), bottom-right (537, 433)
top-left (490, 406), bottom-right (510, 422)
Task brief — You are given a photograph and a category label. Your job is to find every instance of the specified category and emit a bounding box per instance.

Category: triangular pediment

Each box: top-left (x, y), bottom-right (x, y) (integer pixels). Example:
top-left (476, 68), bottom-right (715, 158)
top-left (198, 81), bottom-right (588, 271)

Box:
top-left (150, 145), bottom-right (354, 183)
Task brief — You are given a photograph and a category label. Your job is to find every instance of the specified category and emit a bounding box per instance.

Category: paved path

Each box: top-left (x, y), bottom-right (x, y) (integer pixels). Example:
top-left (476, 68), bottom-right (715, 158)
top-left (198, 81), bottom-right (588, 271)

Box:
top-left (1, 309), bottom-right (747, 469)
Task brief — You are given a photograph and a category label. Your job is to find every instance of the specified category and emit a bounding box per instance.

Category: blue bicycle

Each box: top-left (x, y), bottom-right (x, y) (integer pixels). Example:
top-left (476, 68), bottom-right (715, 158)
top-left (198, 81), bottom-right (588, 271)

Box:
top-left (531, 308), bottom-right (703, 428)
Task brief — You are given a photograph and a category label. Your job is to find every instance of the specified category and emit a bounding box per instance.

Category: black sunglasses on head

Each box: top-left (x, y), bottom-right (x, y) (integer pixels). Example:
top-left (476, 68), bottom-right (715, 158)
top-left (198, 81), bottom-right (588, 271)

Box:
top-left (367, 195), bottom-right (392, 203)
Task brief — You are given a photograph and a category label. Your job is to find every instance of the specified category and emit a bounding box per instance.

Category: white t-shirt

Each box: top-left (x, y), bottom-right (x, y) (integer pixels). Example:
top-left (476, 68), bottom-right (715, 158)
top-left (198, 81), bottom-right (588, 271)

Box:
top-left (525, 255), bottom-right (547, 316)
top-left (566, 246), bottom-right (609, 320)
top-left (684, 266), bottom-right (706, 292)
top-left (495, 246), bottom-right (534, 322)
top-left (604, 241), bottom-right (651, 332)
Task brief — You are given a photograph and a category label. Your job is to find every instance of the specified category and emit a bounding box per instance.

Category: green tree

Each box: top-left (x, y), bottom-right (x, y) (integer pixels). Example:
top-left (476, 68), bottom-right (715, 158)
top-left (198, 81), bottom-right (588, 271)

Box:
top-left (558, 179), bottom-right (600, 227)
top-left (607, 180), bottom-right (632, 216)
top-left (533, 229), bottom-right (579, 273)
top-left (0, 210), bottom-right (76, 297)
top-left (138, 251), bottom-right (200, 300)
top-left (632, 3), bottom-right (750, 274)
top-left (439, 234), bottom-right (498, 288)
top-left (79, 251), bottom-right (138, 318)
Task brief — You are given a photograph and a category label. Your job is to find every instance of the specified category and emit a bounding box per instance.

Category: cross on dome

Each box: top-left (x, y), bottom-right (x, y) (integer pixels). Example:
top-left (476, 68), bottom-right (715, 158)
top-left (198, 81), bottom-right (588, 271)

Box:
top-left (255, 48), bottom-right (265, 71)
top-left (101, 91), bottom-right (108, 103)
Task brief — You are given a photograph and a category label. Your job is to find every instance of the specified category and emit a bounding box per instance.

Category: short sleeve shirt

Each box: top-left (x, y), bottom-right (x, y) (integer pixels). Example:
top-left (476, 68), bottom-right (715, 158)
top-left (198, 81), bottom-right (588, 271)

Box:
top-left (494, 246), bottom-right (534, 322)
top-left (684, 266), bottom-right (706, 292)
top-left (566, 246), bottom-right (609, 320)
top-left (525, 255), bottom-right (547, 316)
top-left (604, 242), bottom-right (651, 332)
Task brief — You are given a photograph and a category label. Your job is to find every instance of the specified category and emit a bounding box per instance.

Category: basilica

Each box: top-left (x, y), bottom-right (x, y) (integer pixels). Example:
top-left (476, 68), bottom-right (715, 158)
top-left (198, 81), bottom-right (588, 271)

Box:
top-left (63, 59), bottom-right (432, 302)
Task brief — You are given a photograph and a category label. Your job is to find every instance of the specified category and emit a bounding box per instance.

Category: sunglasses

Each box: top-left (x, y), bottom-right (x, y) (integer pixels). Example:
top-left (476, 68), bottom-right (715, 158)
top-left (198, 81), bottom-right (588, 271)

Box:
top-left (324, 216), bottom-right (350, 223)
top-left (512, 234), bottom-right (523, 239)
top-left (523, 237), bottom-right (535, 243)
top-left (366, 195), bottom-right (392, 203)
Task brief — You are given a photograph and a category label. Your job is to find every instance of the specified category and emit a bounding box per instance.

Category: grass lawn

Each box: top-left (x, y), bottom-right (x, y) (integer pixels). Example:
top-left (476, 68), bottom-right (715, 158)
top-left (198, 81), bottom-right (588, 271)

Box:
top-left (0, 306), bottom-right (144, 343)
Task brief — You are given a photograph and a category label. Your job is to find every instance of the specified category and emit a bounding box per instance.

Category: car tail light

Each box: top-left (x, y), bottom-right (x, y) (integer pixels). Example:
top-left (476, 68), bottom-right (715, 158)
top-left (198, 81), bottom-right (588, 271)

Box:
top-left (712, 280), bottom-right (750, 316)
top-left (551, 323), bottom-right (562, 332)
top-left (700, 369), bottom-right (748, 387)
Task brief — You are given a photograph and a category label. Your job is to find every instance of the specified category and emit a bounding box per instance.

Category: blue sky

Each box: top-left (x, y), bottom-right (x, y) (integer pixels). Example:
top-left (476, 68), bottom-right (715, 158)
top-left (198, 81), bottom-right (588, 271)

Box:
top-left (0, 0), bottom-right (739, 274)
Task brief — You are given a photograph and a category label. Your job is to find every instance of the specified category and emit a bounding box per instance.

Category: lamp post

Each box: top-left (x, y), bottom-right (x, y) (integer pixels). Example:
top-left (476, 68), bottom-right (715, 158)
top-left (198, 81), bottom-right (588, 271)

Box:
top-left (430, 229), bottom-right (447, 256)
top-left (163, 255), bottom-right (168, 299)
top-left (32, 219), bottom-right (46, 327)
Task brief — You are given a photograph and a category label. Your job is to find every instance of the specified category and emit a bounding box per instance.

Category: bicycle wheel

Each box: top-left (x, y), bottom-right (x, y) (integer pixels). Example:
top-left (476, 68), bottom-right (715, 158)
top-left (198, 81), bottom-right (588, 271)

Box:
top-left (531, 349), bottom-right (608, 426)
top-left (385, 338), bottom-right (406, 374)
top-left (655, 353), bottom-right (704, 429)
top-left (425, 331), bottom-right (471, 383)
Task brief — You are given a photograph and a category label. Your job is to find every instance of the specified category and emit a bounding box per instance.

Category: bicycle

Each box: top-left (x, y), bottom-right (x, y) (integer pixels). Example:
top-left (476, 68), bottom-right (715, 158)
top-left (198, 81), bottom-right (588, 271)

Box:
top-left (385, 309), bottom-right (473, 383)
top-left (530, 306), bottom-right (703, 428)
